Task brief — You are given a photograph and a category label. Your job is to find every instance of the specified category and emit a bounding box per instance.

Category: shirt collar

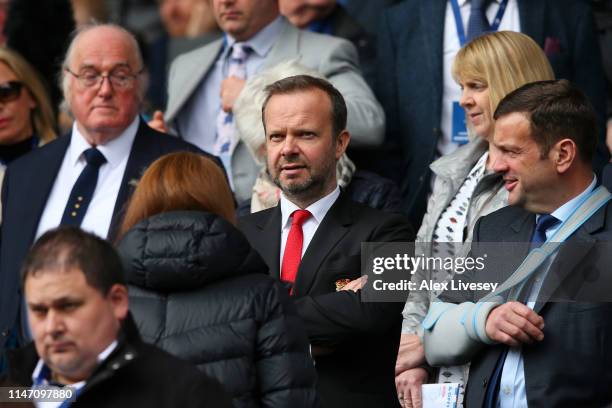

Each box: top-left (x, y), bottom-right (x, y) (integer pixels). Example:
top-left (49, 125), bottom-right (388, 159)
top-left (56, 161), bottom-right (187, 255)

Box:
top-left (547, 175), bottom-right (597, 224)
top-left (32, 340), bottom-right (118, 386)
top-left (224, 16), bottom-right (285, 59)
top-left (70, 116), bottom-right (139, 169)
top-left (280, 185), bottom-right (340, 229)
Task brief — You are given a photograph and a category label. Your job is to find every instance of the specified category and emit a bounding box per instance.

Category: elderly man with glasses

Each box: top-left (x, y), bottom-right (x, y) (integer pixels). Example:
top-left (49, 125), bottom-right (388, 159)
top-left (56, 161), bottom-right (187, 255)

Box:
top-left (0, 23), bottom-right (220, 365)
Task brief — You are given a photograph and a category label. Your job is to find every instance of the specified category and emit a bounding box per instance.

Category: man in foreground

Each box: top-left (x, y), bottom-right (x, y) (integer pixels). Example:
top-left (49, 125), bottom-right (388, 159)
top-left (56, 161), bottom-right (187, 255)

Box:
top-left (1, 227), bottom-right (231, 407)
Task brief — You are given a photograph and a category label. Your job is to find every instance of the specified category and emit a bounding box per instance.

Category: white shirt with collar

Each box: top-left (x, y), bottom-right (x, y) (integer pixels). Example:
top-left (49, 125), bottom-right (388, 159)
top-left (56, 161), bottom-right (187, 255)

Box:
top-left (32, 340), bottom-right (118, 408)
top-left (497, 176), bottom-right (597, 408)
top-left (35, 117), bottom-right (139, 240)
top-left (440, 0), bottom-right (520, 157)
top-left (278, 186), bottom-right (340, 275)
top-left (177, 16), bottom-right (285, 154)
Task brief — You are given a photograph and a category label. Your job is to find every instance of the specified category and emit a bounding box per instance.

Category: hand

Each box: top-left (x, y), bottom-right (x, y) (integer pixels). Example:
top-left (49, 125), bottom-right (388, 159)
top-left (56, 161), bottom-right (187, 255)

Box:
top-left (340, 275), bottom-right (368, 292)
top-left (395, 367), bottom-right (428, 408)
top-left (485, 301), bottom-right (545, 347)
top-left (395, 334), bottom-right (426, 375)
top-left (220, 77), bottom-right (246, 113)
top-left (148, 110), bottom-right (167, 133)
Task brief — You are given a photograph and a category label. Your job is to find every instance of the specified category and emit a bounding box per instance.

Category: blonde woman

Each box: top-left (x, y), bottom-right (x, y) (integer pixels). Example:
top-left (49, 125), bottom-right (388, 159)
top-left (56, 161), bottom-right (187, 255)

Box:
top-left (0, 47), bottom-right (57, 219)
top-left (0, 47), bottom-right (56, 157)
top-left (395, 31), bottom-right (555, 408)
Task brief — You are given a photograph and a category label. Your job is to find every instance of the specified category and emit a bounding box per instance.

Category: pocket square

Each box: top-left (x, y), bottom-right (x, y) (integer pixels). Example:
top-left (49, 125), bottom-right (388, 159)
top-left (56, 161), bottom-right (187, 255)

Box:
top-left (544, 36), bottom-right (561, 56)
top-left (335, 278), bottom-right (351, 291)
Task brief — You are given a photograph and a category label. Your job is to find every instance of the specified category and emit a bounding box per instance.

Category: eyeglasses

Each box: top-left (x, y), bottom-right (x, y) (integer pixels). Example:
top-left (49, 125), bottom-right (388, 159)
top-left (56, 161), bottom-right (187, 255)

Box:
top-left (0, 81), bottom-right (24, 103)
top-left (65, 67), bottom-right (143, 90)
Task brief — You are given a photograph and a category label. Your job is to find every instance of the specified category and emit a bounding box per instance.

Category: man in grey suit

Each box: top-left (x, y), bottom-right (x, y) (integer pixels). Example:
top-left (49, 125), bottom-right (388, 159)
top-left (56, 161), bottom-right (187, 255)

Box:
top-left (160, 0), bottom-right (384, 203)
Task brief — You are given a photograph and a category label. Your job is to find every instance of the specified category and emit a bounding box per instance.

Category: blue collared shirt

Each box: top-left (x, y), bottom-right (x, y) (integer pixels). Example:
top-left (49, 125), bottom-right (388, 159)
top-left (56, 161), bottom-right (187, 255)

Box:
top-left (497, 176), bottom-right (597, 408)
top-left (31, 340), bottom-right (117, 408)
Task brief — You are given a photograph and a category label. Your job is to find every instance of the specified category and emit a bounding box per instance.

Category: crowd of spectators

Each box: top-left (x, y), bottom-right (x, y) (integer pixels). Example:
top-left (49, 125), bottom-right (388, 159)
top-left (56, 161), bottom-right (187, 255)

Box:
top-left (0, 0), bottom-right (611, 407)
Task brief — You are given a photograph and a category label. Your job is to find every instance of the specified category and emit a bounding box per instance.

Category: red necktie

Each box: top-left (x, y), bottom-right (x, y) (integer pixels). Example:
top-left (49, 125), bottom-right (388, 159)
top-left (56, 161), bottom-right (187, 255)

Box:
top-left (281, 210), bottom-right (312, 291)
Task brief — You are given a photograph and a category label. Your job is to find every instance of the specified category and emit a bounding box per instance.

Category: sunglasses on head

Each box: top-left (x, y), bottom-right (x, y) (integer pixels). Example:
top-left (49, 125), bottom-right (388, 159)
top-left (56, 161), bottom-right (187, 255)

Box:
top-left (0, 81), bottom-right (24, 103)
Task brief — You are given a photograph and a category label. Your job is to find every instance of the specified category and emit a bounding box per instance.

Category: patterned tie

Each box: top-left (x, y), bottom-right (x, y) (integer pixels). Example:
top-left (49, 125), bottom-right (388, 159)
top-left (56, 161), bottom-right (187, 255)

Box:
top-left (60, 147), bottom-right (107, 226)
top-left (281, 210), bottom-right (312, 292)
top-left (466, 0), bottom-right (492, 42)
top-left (483, 213), bottom-right (561, 407)
top-left (214, 43), bottom-right (251, 178)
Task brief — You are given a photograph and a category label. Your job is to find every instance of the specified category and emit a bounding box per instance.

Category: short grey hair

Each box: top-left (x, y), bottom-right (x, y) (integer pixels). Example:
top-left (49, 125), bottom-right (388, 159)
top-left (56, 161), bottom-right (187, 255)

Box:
top-left (59, 23), bottom-right (148, 107)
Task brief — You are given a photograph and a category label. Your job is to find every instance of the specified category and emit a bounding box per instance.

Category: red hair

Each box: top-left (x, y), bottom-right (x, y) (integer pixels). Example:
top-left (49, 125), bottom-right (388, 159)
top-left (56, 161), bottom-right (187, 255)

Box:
top-left (119, 152), bottom-right (235, 238)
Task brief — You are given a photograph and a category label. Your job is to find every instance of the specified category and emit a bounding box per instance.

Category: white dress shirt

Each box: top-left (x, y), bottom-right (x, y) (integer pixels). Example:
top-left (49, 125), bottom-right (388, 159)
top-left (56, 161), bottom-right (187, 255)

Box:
top-left (33, 340), bottom-right (118, 408)
top-left (497, 176), bottom-right (597, 408)
top-left (439, 0), bottom-right (520, 157)
top-left (35, 117), bottom-right (139, 239)
top-left (177, 16), bottom-right (284, 154)
top-left (278, 186), bottom-right (340, 275)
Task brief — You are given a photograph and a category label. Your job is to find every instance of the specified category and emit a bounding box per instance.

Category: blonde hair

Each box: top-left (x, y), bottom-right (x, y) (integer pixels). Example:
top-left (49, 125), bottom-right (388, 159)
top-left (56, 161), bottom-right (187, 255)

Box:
top-left (0, 47), bottom-right (57, 143)
top-left (452, 31), bottom-right (555, 125)
top-left (119, 152), bottom-right (236, 238)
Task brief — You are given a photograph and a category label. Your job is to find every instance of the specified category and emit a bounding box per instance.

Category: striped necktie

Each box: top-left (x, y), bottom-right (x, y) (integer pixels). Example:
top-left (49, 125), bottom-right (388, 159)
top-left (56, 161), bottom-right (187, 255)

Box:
top-left (214, 43), bottom-right (251, 180)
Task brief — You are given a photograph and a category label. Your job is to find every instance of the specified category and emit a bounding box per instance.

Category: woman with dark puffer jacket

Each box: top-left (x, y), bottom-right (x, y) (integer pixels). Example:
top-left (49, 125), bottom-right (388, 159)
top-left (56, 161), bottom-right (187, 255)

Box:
top-left (116, 152), bottom-right (318, 408)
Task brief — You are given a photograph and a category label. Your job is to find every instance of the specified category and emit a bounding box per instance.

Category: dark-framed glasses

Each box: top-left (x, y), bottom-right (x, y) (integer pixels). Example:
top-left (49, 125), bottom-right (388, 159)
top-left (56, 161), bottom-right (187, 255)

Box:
top-left (65, 66), bottom-right (143, 89)
top-left (0, 81), bottom-right (24, 103)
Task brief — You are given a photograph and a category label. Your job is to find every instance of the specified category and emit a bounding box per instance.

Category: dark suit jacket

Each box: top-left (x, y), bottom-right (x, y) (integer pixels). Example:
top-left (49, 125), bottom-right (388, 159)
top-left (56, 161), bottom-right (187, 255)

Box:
top-left (325, 5), bottom-right (376, 89)
top-left (440, 203), bottom-right (612, 407)
top-left (376, 0), bottom-right (610, 227)
top-left (343, 0), bottom-right (401, 35)
top-left (604, 163), bottom-right (612, 190)
top-left (239, 193), bottom-right (415, 408)
top-left (0, 120), bottom-right (217, 359)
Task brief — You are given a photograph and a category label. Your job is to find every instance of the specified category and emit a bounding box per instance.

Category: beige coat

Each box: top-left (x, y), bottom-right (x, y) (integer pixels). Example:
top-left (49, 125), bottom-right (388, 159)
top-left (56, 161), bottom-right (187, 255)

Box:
top-left (402, 138), bottom-right (507, 335)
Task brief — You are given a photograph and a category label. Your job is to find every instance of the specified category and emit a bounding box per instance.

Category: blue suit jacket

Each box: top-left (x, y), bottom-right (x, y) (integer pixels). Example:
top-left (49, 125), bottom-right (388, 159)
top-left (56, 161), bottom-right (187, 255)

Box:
top-left (376, 0), bottom-right (610, 227)
top-left (0, 120), bottom-right (217, 361)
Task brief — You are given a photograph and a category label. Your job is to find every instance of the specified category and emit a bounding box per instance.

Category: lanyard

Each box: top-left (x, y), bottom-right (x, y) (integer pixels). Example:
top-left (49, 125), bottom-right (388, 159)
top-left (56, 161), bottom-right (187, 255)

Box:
top-left (450, 0), bottom-right (509, 47)
top-left (480, 185), bottom-right (611, 303)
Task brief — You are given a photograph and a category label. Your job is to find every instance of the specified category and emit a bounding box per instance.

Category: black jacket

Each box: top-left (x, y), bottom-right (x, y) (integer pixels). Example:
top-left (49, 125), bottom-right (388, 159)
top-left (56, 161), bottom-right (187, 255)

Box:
top-left (239, 194), bottom-right (415, 408)
top-left (604, 163), bottom-right (612, 190)
top-left (2, 316), bottom-right (232, 408)
top-left (117, 211), bottom-right (318, 408)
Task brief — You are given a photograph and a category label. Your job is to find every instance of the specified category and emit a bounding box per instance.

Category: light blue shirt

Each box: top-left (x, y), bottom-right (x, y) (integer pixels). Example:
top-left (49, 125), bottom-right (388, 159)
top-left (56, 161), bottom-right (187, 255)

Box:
top-left (176, 16), bottom-right (285, 154)
top-left (497, 176), bottom-right (597, 408)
